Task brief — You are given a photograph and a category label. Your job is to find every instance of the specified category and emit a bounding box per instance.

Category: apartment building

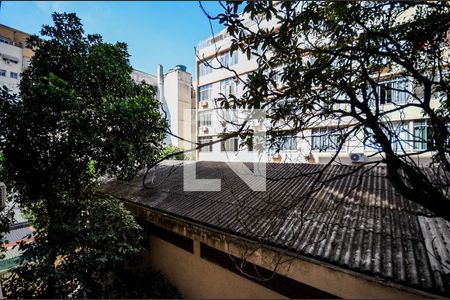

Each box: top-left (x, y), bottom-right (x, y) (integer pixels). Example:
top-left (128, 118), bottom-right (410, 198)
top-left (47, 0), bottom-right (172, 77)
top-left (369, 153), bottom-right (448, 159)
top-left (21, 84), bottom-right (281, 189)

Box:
top-left (0, 24), bottom-right (33, 93)
top-left (132, 65), bottom-right (196, 151)
top-left (157, 65), bottom-right (196, 151)
top-left (195, 17), bottom-right (441, 165)
top-left (195, 17), bottom-right (281, 163)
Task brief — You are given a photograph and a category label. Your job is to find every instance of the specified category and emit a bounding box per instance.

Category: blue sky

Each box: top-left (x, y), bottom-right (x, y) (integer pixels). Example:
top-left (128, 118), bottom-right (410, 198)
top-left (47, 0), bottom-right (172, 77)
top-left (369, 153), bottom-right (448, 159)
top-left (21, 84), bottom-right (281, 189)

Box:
top-left (0, 1), bottom-right (225, 78)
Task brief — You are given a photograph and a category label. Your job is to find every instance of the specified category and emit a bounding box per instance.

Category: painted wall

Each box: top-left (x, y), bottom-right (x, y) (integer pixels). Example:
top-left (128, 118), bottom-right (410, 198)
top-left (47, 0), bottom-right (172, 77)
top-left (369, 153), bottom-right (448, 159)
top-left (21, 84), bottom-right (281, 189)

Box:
top-left (0, 25), bottom-right (32, 93)
top-left (125, 203), bottom-right (436, 299)
top-left (143, 234), bottom-right (285, 299)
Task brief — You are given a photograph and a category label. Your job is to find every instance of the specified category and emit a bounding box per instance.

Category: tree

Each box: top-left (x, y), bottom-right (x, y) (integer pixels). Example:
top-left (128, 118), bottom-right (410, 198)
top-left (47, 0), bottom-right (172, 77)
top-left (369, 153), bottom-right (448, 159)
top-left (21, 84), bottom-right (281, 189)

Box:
top-left (0, 13), bottom-right (167, 297)
top-left (161, 144), bottom-right (188, 160)
top-left (202, 1), bottom-right (450, 221)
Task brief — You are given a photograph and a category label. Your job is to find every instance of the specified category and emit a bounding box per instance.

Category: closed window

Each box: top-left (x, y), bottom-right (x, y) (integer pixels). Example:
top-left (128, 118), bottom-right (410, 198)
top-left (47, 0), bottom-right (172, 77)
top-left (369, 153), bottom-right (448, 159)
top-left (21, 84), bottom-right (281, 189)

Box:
top-left (199, 84), bottom-right (212, 101)
top-left (198, 111), bottom-right (212, 127)
top-left (219, 51), bottom-right (238, 67)
top-left (413, 120), bottom-right (433, 151)
top-left (0, 69), bottom-right (6, 77)
top-left (220, 77), bottom-right (240, 97)
top-left (311, 127), bottom-right (340, 151)
top-left (199, 136), bottom-right (213, 152)
top-left (390, 122), bottom-right (410, 152)
top-left (221, 137), bottom-right (239, 152)
top-left (368, 77), bottom-right (411, 105)
top-left (199, 60), bottom-right (213, 77)
top-left (10, 72), bottom-right (18, 79)
top-left (272, 134), bottom-right (298, 151)
top-left (364, 122), bottom-right (410, 152)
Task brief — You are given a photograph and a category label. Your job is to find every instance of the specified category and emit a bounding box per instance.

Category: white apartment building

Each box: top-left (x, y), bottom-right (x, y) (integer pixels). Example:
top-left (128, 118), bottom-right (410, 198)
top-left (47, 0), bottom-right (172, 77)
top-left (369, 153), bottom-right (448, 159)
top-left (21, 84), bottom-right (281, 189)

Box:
top-left (132, 65), bottom-right (195, 151)
top-left (0, 24), bottom-right (33, 93)
top-left (157, 65), bottom-right (195, 151)
top-left (195, 16), bottom-right (443, 165)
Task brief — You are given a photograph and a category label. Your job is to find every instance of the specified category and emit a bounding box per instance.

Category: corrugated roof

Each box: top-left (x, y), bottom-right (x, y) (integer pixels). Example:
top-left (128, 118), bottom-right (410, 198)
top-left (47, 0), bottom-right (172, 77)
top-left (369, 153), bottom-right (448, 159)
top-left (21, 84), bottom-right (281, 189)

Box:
top-left (3, 226), bottom-right (32, 244)
top-left (100, 161), bottom-right (450, 296)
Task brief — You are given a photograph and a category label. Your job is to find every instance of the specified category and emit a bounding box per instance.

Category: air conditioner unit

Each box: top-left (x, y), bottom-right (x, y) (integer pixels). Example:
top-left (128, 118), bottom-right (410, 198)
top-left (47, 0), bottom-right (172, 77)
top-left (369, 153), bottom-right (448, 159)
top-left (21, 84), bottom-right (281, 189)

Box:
top-left (349, 153), bottom-right (366, 163)
top-left (0, 182), bottom-right (6, 207)
top-left (202, 126), bottom-right (209, 133)
top-left (200, 101), bottom-right (208, 108)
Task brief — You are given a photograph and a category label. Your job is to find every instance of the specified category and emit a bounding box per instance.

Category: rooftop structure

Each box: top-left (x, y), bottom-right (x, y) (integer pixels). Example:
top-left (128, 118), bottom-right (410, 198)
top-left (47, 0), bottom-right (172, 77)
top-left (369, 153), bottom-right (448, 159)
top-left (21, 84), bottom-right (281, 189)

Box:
top-left (101, 161), bottom-right (450, 298)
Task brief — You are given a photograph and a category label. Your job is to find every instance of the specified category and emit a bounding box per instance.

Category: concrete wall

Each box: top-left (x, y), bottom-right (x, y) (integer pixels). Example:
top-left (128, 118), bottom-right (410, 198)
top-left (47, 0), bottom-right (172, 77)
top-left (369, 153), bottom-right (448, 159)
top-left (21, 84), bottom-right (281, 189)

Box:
top-left (143, 234), bottom-right (285, 299)
top-left (126, 203), bottom-right (437, 299)
top-left (162, 67), bottom-right (195, 151)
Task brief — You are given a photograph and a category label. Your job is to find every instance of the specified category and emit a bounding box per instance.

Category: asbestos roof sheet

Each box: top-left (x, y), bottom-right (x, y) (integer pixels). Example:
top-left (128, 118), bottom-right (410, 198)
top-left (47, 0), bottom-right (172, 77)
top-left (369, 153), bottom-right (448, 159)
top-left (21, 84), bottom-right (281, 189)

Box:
top-left (3, 226), bottom-right (32, 244)
top-left (100, 161), bottom-right (450, 296)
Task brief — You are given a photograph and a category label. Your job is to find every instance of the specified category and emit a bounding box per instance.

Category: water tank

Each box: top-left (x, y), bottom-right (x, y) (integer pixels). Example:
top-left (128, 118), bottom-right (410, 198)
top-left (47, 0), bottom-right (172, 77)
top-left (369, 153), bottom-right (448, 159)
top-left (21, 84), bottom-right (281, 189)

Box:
top-left (175, 65), bottom-right (187, 72)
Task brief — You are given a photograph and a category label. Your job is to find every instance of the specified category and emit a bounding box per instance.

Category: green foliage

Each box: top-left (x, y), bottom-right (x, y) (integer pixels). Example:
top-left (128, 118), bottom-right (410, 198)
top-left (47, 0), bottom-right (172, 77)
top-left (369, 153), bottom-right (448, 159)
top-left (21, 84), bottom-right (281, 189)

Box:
top-left (161, 144), bottom-right (187, 160)
top-left (3, 195), bottom-right (143, 298)
top-left (0, 12), bottom-right (168, 297)
top-left (215, 1), bottom-right (450, 220)
top-left (0, 151), bottom-right (13, 261)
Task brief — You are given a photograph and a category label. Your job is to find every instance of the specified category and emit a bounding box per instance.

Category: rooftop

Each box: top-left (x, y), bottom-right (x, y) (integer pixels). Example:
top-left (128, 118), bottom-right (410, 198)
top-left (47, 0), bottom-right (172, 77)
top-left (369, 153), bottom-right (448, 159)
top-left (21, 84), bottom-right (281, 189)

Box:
top-left (101, 161), bottom-right (450, 297)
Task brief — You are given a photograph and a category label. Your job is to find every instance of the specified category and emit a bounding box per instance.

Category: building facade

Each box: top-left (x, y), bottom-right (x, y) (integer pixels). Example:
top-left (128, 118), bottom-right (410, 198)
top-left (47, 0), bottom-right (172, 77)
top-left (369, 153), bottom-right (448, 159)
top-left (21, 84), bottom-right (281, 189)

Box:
top-left (194, 17), bottom-right (442, 165)
top-left (157, 65), bottom-right (196, 151)
top-left (0, 24), bottom-right (33, 93)
top-left (101, 161), bottom-right (450, 298)
top-left (132, 65), bottom-right (196, 152)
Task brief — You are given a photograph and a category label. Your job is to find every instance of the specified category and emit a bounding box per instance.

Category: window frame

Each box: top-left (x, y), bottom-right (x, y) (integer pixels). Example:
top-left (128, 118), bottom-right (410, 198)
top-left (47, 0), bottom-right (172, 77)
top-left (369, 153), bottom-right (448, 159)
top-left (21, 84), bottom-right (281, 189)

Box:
top-left (199, 136), bottom-right (213, 152)
top-left (311, 127), bottom-right (340, 152)
top-left (199, 84), bottom-right (213, 102)
top-left (198, 111), bottom-right (212, 127)
top-left (221, 137), bottom-right (239, 152)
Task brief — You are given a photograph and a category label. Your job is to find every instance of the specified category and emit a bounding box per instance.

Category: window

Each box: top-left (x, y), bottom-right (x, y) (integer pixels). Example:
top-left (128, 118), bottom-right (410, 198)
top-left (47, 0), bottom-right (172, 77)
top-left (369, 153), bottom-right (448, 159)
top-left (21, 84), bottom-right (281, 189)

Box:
top-left (199, 84), bottom-right (212, 101)
top-left (221, 137), bottom-right (239, 152)
top-left (220, 77), bottom-right (240, 96)
top-left (364, 122), bottom-right (410, 152)
top-left (2, 54), bottom-right (19, 64)
top-left (10, 72), bottom-right (18, 79)
top-left (199, 136), bottom-right (213, 152)
top-left (283, 135), bottom-right (298, 151)
top-left (369, 77), bottom-right (411, 105)
top-left (199, 60), bottom-right (213, 76)
top-left (219, 51), bottom-right (238, 67)
top-left (413, 120), bottom-right (433, 151)
top-left (0, 36), bottom-right (11, 45)
top-left (0, 69), bottom-right (6, 77)
top-left (198, 111), bottom-right (212, 127)
top-left (249, 44), bottom-right (264, 61)
top-left (272, 134), bottom-right (298, 151)
top-left (390, 122), bottom-right (409, 152)
top-left (311, 127), bottom-right (340, 151)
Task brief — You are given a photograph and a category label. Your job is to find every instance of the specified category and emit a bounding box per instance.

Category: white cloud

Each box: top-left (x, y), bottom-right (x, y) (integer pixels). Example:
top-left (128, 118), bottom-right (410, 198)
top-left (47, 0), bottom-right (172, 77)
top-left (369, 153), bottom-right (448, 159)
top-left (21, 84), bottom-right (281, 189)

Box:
top-left (35, 1), bottom-right (73, 14)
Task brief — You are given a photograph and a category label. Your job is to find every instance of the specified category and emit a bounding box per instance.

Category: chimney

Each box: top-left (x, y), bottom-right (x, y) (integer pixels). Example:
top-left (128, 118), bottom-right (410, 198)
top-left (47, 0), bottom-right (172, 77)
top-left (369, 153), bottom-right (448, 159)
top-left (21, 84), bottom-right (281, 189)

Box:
top-left (157, 64), bottom-right (164, 102)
